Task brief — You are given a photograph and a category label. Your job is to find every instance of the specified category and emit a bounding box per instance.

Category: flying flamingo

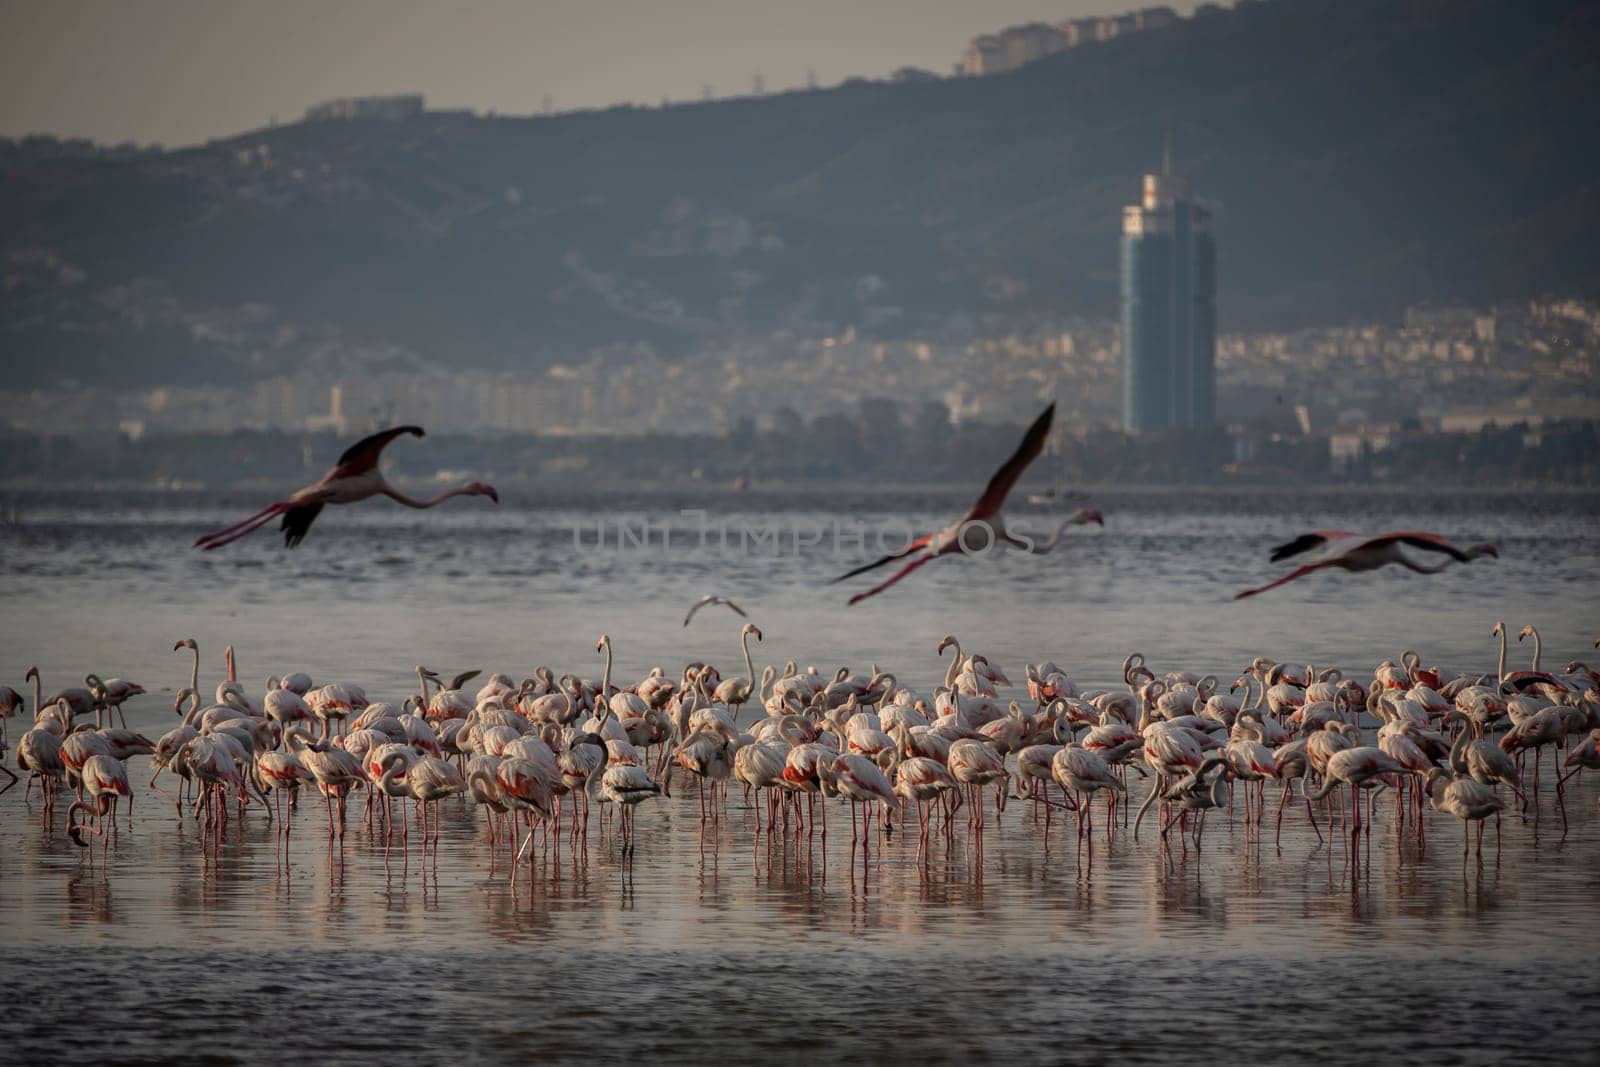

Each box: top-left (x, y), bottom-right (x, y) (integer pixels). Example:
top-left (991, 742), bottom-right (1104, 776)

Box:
top-left (832, 404), bottom-right (1103, 604)
top-left (1235, 531), bottom-right (1497, 599)
top-left (683, 595), bottom-right (748, 627)
top-left (193, 425), bottom-right (498, 550)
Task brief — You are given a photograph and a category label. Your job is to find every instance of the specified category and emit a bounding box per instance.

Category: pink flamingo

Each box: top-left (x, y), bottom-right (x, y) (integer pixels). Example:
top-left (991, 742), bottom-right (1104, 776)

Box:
top-left (1235, 531), bottom-right (1497, 599)
top-left (65, 754), bottom-right (131, 863)
top-left (193, 425), bottom-right (498, 550)
top-left (833, 404), bottom-right (1102, 604)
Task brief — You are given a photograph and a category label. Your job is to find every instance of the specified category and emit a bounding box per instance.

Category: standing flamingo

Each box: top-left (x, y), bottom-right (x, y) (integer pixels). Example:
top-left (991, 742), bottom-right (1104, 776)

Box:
top-left (894, 756), bottom-right (957, 854)
top-left (711, 623), bottom-right (763, 723)
top-left (1425, 769), bottom-right (1504, 859)
top-left (830, 752), bottom-right (898, 855)
top-left (193, 425), bottom-right (498, 549)
top-left (592, 762), bottom-right (663, 855)
top-left (832, 404), bottom-right (1102, 604)
top-left (1235, 531), bottom-right (1497, 599)
top-left (65, 753), bottom-right (131, 862)
top-left (497, 757), bottom-right (557, 883)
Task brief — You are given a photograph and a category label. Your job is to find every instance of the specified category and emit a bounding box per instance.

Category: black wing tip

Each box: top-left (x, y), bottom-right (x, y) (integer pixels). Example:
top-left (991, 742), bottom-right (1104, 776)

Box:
top-left (280, 502), bottom-right (323, 549)
top-left (1268, 534), bottom-right (1323, 563)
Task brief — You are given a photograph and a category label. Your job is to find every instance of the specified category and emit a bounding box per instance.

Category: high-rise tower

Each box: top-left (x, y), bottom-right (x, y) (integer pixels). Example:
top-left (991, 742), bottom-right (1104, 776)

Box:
top-left (1120, 159), bottom-right (1216, 432)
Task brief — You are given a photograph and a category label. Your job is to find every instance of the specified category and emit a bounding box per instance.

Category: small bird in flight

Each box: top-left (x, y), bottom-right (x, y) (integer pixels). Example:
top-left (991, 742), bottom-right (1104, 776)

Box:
top-left (832, 403), bottom-right (1102, 605)
top-left (1234, 530), bottom-right (1498, 599)
top-left (193, 425), bottom-right (498, 550)
top-left (683, 595), bottom-right (748, 627)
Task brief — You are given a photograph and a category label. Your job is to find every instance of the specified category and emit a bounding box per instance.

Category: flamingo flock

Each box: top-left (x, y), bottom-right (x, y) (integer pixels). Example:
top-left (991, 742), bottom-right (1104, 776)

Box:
top-left (4, 623), bottom-right (1596, 884)
top-left (184, 418), bottom-right (1503, 612)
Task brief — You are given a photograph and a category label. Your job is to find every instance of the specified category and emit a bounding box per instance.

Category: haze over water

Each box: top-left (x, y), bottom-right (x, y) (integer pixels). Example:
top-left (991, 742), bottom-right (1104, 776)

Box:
top-left (2, 487), bottom-right (1597, 1063)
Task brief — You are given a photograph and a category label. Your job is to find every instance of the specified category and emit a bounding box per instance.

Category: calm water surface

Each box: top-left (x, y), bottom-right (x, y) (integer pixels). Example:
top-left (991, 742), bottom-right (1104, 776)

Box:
top-left (2, 488), bottom-right (1597, 1063)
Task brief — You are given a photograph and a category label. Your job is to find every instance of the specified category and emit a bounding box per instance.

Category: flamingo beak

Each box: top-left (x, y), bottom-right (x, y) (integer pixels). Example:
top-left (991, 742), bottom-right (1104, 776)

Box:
top-left (484, 485), bottom-right (500, 504)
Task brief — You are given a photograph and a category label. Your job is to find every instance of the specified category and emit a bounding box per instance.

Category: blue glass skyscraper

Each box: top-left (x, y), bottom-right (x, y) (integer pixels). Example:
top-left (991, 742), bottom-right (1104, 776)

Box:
top-left (1121, 168), bottom-right (1216, 432)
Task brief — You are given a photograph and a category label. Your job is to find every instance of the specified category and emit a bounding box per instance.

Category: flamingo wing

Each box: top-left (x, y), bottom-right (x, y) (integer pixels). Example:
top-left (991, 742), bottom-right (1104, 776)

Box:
top-left (1233, 561), bottom-right (1331, 600)
top-left (280, 502), bottom-right (324, 548)
top-left (1268, 531), bottom-right (1354, 562)
top-left (335, 425), bottom-right (425, 474)
top-left (831, 533), bottom-right (934, 585)
top-left (963, 403), bottom-right (1055, 521)
top-left (1365, 531), bottom-right (1479, 561)
top-left (683, 595), bottom-right (748, 626)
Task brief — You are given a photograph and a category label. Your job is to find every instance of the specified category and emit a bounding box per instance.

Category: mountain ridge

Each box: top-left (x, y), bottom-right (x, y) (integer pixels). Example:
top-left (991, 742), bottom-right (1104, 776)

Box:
top-left (3, 0), bottom-right (1596, 389)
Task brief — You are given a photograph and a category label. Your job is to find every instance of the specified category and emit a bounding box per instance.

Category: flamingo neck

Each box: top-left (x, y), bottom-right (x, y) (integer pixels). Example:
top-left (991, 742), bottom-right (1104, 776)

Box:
top-left (943, 641), bottom-right (962, 688)
top-left (382, 482), bottom-right (475, 509)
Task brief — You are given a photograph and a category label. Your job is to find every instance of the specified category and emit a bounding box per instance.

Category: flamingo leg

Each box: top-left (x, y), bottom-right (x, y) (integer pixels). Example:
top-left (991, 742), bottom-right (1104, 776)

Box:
top-left (845, 554), bottom-right (938, 607)
top-left (194, 502), bottom-right (293, 549)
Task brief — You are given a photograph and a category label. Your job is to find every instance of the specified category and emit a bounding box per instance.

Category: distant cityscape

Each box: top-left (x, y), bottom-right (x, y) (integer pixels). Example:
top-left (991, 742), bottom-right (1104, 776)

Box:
top-left (959, 5), bottom-right (1183, 77)
top-left (2, 293), bottom-right (1594, 480)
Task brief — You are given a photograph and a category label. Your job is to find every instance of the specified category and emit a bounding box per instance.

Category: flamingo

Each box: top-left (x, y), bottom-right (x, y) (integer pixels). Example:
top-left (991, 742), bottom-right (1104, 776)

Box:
top-left (947, 737), bottom-right (1009, 831)
top-left (289, 733), bottom-right (365, 837)
top-left (1302, 745), bottom-right (1415, 840)
top-left (0, 684), bottom-right (23, 747)
top-left (193, 425), bottom-right (498, 550)
top-left (465, 755), bottom-right (510, 848)
top-left (1500, 706), bottom-right (1570, 828)
top-left (65, 753), bottom-right (131, 862)
top-left (15, 727), bottom-right (65, 816)
top-left (84, 673), bottom-right (145, 729)
top-left (496, 757), bottom-right (558, 882)
top-left (711, 623), bottom-right (763, 723)
top-left (1050, 719), bottom-right (1126, 842)
top-left (255, 748), bottom-right (315, 830)
top-left (683, 595), bottom-right (748, 627)
top-left (733, 738), bottom-right (789, 834)
top-left (779, 740), bottom-right (836, 838)
top-left (593, 762), bottom-right (663, 855)
top-left (1235, 531), bottom-right (1498, 599)
top-left (1558, 729), bottom-right (1600, 787)
top-left (1425, 769), bottom-right (1504, 859)
top-left (832, 404), bottom-right (1103, 604)
top-left (669, 725), bottom-right (735, 825)
top-left (389, 753), bottom-right (465, 861)
top-left (1154, 756), bottom-right (1232, 847)
top-left (1445, 713), bottom-right (1525, 809)
top-left (830, 752), bottom-right (898, 853)
top-left (894, 756), bottom-right (958, 852)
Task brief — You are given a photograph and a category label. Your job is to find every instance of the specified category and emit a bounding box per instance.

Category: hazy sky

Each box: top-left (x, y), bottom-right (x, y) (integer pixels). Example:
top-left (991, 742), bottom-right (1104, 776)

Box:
top-left (1, 1), bottom-right (1195, 147)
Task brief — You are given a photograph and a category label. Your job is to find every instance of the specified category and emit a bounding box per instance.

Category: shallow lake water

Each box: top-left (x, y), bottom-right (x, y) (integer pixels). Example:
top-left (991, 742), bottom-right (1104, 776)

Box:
top-left (1, 487), bottom-right (1597, 1063)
